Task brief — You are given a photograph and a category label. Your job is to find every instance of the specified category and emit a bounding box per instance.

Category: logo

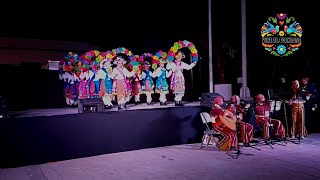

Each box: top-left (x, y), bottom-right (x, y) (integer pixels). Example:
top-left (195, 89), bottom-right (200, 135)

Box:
top-left (261, 13), bottom-right (303, 57)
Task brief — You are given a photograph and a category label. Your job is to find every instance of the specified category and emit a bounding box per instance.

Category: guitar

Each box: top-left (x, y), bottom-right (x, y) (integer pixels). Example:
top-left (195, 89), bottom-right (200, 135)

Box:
top-left (218, 109), bottom-right (237, 131)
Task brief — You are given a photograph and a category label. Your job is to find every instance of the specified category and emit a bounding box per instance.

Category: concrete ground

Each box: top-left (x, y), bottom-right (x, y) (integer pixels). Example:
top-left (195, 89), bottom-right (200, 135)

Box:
top-left (1, 134), bottom-right (320, 180)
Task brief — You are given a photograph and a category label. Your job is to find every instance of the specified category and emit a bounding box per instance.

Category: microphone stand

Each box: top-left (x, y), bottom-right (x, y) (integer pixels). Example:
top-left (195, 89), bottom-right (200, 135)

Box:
top-left (227, 119), bottom-right (255, 159)
top-left (241, 107), bottom-right (261, 151)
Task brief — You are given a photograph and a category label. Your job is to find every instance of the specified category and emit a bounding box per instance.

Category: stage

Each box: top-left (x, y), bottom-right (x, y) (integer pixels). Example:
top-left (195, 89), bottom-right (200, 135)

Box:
top-left (0, 101), bottom-right (208, 168)
top-left (9, 101), bottom-right (201, 118)
top-left (1, 134), bottom-right (320, 180)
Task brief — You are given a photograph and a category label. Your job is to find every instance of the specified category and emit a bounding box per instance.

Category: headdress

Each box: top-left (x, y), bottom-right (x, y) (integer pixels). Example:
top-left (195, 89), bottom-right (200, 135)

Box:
top-left (113, 56), bottom-right (126, 65)
top-left (230, 95), bottom-right (240, 105)
top-left (255, 94), bottom-right (265, 103)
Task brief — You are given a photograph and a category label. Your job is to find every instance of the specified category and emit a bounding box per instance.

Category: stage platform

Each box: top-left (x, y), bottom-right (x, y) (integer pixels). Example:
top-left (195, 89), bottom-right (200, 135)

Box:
top-left (1, 134), bottom-right (320, 180)
top-left (10, 101), bottom-right (201, 118)
top-left (0, 102), bottom-right (208, 168)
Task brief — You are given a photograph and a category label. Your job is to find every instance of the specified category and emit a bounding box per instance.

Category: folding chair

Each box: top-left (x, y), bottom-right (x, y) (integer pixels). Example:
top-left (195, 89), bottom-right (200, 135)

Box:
top-left (200, 112), bottom-right (220, 149)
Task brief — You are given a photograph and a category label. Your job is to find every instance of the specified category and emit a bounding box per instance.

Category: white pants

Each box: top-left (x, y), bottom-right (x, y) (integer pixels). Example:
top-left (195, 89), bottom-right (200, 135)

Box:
top-left (102, 95), bottom-right (113, 106)
top-left (146, 92), bottom-right (152, 103)
top-left (118, 96), bottom-right (126, 106)
top-left (174, 94), bottom-right (183, 101)
top-left (126, 94), bottom-right (132, 103)
top-left (135, 95), bottom-right (140, 102)
top-left (159, 93), bottom-right (167, 102)
top-left (66, 97), bottom-right (74, 105)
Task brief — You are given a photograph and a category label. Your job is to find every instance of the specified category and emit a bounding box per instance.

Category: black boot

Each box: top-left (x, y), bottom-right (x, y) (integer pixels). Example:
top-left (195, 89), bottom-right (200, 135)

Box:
top-left (124, 104), bottom-right (128, 109)
top-left (118, 105), bottom-right (122, 110)
top-left (135, 101), bottom-right (138, 105)
top-left (164, 102), bottom-right (168, 106)
top-left (175, 101), bottom-right (179, 106)
top-left (160, 102), bottom-right (163, 106)
top-left (179, 101), bottom-right (184, 106)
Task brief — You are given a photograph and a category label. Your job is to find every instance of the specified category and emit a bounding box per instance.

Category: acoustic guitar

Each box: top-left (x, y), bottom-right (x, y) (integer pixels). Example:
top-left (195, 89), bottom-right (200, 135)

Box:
top-left (218, 109), bottom-right (237, 131)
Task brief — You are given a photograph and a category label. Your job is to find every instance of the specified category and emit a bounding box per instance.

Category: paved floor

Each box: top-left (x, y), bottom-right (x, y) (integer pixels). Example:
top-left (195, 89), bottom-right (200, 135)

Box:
top-left (1, 134), bottom-right (320, 180)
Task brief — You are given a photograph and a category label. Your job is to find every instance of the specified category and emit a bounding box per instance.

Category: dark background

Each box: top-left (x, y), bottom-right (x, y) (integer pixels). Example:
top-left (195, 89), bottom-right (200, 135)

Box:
top-left (0, 0), bottom-right (318, 110)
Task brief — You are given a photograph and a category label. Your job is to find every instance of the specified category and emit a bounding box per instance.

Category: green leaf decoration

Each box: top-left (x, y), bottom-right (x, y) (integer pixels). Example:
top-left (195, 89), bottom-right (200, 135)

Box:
top-left (291, 48), bottom-right (299, 51)
top-left (283, 51), bottom-right (293, 56)
top-left (267, 34), bottom-right (274, 36)
top-left (265, 48), bottom-right (272, 51)
top-left (271, 51), bottom-right (280, 56)
top-left (286, 17), bottom-right (295, 24)
top-left (268, 17), bottom-right (277, 24)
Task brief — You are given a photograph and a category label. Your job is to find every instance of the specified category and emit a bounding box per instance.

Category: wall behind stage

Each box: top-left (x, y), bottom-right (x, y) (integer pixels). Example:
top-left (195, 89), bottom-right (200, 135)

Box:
top-left (0, 37), bottom-right (99, 64)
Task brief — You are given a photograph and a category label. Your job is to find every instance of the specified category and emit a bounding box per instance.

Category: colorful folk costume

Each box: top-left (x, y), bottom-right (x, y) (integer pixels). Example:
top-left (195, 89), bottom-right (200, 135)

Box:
top-left (79, 68), bottom-right (90, 99)
top-left (254, 94), bottom-right (286, 141)
top-left (63, 71), bottom-right (75, 106)
top-left (166, 51), bottom-right (196, 106)
top-left (210, 96), bottom-right (238, 151)
top-left (73, 72), bottom-right (80, 104)
top-left (89, 66), bottom-right (102, 98)
top-left (125, 77), bottom-right (133, 103)
top-left (109, 57), bottom-right (136, 110)
top-left (141, 61), bottom-right (154, 105)
top-left (130, 61), bottom-right (142, 105)
top-left (227, 95), bottom-right (253, 144)
top-left (99, 58), bottom-right (114, 109)
top-left (153, 58), bottom-right (172, 105)
top-left (290, 80), bottom-right (308, 138)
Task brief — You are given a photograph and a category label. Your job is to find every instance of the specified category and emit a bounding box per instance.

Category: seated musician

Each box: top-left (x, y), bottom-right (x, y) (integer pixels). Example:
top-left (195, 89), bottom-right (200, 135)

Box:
top-left (226, 95), bottom-right (253, 144)
top-left (254, 94), bottom-right (286, 141)
top-left (210, 96), bottom-right (238, 151)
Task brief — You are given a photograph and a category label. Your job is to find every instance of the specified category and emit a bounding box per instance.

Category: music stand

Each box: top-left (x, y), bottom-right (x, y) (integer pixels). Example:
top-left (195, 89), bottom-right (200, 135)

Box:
top-left (227, 122), bottom-right (255, 159)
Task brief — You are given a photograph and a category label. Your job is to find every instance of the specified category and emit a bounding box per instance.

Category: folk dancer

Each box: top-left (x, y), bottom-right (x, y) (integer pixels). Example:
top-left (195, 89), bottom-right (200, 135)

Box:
top-left (290, 80), bottom-right (308, 138)
top-left (78, 67), bottom-right (90, 99)
top-left (141, 61), bottom-right (154, 105)
top-left (73, 70), bottom-right (80, 105)
top-left (210, 96), bottom-right (238, 151)
top-left (166, 51), bottom-right (196, 106)
top-left (109, 56), bottom-right (136, 110)
top-left (90, 66), bottom-right (102, 98)
top-left (99, 58), bottom-right (113, 109)
top-left (254, 94), bottom-right (286, 141)
top-left (227, 95), bottom-right (253, 144)
top-left (130, 61), bottom-right (142, 105)
top-left (152, 58), bottom-right (172, 105)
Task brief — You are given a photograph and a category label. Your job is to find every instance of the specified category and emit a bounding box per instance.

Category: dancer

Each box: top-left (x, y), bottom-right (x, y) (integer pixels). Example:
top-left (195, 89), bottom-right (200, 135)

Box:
top-left (153, 58), bottom-right (172, 105)
top-left (166, 51), bottom-right (196, 106)
top-left (90, 66), bottom-right (102, 98)
top-left (99, 58), bottom-right (113, 109)
top-left (210, 96), bottom-right (238, 151)
top-left (290, 80), bottom-right (308, 138)
top-left (109, 56), bottom-right (136, 110)
top-left (141, 61), bottom-right (154, 105)
top-left (78, 67), bottom-right (90, 99)
top-left (130, 61), bottom-right (142, 105)
top-left (254, 94), bottom-right (286, 141)
top-left (226, 95), bottom-right (253, 144)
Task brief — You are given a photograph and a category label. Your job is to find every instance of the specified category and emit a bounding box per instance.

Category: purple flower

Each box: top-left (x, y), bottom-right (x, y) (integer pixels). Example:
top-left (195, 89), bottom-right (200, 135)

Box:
top-left (276, 13), bottom-right (287, 20)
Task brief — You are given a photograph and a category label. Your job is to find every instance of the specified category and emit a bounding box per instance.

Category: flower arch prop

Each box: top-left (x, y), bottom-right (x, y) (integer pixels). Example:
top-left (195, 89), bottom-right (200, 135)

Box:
top-left (167, 40), bottom-right (199, 62)
top-left (151, 50), bottom-right (168, 70)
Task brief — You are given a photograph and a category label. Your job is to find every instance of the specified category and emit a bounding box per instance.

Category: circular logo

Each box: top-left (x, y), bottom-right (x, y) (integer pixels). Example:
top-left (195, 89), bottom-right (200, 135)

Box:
top-left (261, 13), bottom-right (303, 57)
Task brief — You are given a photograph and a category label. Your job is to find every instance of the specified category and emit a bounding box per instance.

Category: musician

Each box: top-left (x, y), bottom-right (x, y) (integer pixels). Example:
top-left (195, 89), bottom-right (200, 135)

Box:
top-left (254, 94), bottom-right (286, 141)
top-left (299, 76), bottom-right (318, 133)
top-left (290, 80), bottom-right (308, 138)
top-left (226, 95), bottom-right (253, 144)
top-left (210, 96), bottom-right (238, 151)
